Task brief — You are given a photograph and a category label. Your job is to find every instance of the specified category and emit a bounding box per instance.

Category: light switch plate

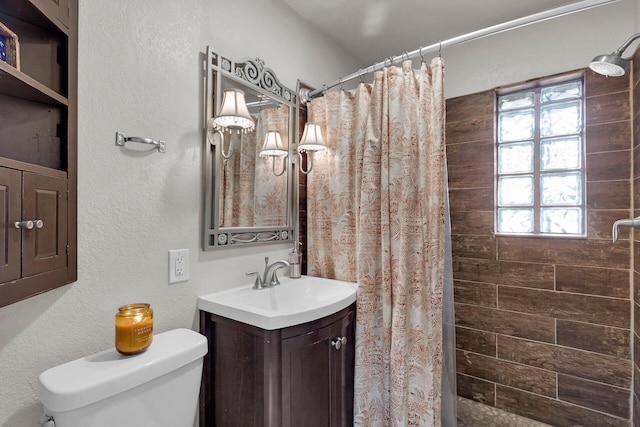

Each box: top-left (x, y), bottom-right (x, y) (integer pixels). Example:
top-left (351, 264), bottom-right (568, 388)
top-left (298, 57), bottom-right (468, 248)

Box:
top-left (169, 249), bottom-right (189, 284)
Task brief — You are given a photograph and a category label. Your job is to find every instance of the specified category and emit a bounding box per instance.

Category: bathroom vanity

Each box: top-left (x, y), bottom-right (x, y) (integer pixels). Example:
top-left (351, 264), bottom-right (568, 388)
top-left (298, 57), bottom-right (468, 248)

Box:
top-left (199, 301), bottom-right (355, 427)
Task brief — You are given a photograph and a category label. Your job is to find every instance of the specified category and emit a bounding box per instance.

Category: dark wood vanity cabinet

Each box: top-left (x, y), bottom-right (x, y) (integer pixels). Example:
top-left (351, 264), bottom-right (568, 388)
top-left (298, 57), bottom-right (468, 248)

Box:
top-left (200, 303), bottom-right (356, 427)
top-left (0, 0), bottom-right (77, 307)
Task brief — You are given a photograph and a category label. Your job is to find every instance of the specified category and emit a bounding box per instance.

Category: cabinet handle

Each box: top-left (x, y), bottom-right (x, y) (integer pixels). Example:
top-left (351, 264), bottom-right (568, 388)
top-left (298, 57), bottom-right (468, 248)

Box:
top-left (14, 220), bottom-right (43, 230)
top-left (331, 336), bottom-right (347, 350)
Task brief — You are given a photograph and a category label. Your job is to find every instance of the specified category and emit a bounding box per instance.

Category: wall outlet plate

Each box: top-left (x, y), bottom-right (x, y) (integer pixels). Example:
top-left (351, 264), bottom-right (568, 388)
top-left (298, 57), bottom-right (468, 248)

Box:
top-left (169, 249), bottom-right (189, 284)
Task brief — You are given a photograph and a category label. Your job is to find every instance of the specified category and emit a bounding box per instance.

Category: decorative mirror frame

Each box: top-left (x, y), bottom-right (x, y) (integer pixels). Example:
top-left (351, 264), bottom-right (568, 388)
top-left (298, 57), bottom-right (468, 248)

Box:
top-left (203, 46), bottom-right (297, 250)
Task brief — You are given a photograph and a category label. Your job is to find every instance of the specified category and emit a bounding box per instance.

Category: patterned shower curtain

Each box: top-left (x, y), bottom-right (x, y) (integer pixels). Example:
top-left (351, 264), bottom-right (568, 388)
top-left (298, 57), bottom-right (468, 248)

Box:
top-left (307, 58), bottom-right (449, 426)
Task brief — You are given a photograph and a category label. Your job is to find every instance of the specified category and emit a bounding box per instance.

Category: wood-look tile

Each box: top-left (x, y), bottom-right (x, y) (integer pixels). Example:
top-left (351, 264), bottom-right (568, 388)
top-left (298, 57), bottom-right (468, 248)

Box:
top-left (587, 180), bottom-right (630, 210)
top-left (635, 143), bottom-right (640, 180)
top-left (454, 303), bottom-right (555, 343)
top-left (450, 210), bottom-right (493, 235)
top-left (456, 326), bottom-right (496, 356)
top-left (635, 392), bottom-right (640, 427)
top-left (586, 121), bottom-right (632, 154)
top-left (585, 92), bottom-right (630, 126)
top-left (585, 69), bottom-right (630, 98)
top-left (446, 140), bottom-right (494, 167)
top-left (453, 258), bottom-right (554, 290)
top-left (447, 187), bottom-right (493, 211)
top-left (587, 150), bottom-right (631, 182)
top-left (453, 280), bottom-right (497, 308)
top-left (456, 373), bottom-right (495, 406)
top-left (498, 286), bottom-right (630, 328)
top-left (588, 209), bottom-right (632, 241)
top-left (498, 335), bottom-right (632, 388)
top-left (447, 165), bottom-right (493, 189)
top-left (446, 118), bottom-right (494, 145)
top-left (556, 265), bottom-right (629, 298)
top-left (496, 384), bottom-right (629, 427)
top-left (446, 91), bottom-right (494, 123)
top-left (557, 374), bottom-right (630, 419)
top-left (451, 235), bottom-right (496, 260)
top-left (456, 350), bottom-right (556, 397)
top-left (556, 320), bottom-right (630, 358)
top-left (634, 364), bottom-right (640, 414)
top-left (446, 145), bottom-right (494, 189)
top-left (497, 237), bottom-right (630, 269)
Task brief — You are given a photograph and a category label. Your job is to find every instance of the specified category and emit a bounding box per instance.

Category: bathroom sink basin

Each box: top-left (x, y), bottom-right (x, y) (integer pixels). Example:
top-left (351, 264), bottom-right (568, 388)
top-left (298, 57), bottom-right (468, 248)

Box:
top-left (198, 276), bottom-right (357, 330)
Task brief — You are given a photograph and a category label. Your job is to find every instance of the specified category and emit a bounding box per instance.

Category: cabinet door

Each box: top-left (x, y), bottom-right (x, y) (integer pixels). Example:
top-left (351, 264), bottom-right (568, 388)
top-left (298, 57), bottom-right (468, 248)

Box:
top-left (282, 308), bottom-right (356, 427)
top-left (282, 322), bottom-right (334, 427)
top-left (0, 167), bottom-right (22, 283)
top-left (331, 310), bottom-right (355, 427)
top-left (22, 172), bottom-right (67, 276)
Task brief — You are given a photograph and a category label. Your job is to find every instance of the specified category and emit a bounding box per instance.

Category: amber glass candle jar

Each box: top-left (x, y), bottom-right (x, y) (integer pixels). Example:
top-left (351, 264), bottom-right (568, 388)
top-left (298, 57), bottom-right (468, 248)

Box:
top-left (115, 303), bottom-right (153, 355)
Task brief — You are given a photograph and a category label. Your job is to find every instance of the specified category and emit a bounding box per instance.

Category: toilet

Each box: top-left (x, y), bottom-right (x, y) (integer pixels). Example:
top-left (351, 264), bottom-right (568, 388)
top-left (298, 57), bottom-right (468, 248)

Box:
top-left (38, 328), bottom-right (208, 427)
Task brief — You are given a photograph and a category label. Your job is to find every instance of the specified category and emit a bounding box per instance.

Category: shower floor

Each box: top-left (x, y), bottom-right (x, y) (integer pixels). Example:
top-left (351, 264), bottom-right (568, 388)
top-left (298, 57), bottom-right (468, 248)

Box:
top-left (457, 397), bottom-right (553, 427)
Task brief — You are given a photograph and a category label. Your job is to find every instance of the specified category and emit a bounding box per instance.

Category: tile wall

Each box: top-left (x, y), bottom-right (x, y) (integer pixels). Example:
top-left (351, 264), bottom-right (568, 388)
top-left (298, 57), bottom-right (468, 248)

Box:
top-left (632, 47), bottom-right (640, 427)
top-left (447, 67), bottom-right (633, 426)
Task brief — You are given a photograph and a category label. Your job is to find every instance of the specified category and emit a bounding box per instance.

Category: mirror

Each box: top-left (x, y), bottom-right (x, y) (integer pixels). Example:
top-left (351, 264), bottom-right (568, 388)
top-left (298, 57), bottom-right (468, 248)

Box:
top-left (203, 46), bottom-right (297, 249)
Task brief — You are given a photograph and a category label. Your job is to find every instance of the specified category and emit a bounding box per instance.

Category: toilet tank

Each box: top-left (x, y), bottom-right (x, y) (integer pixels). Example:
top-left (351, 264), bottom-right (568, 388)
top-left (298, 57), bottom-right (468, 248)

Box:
top-left (39, 328), bottom-right (208, 427)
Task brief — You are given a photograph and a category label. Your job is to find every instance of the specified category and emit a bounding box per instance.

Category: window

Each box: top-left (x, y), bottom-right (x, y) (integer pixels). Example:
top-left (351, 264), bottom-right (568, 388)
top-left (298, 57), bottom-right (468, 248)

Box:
top-left (496, 79), bottom-right (585, 236)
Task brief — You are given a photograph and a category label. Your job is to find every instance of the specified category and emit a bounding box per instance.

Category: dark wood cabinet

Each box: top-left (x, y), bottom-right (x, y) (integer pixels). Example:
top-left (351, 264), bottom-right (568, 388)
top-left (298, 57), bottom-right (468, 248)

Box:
top-left (200, 303), bottom-right (356, 427)
top-left (0, 0), bottom-right (77, 307)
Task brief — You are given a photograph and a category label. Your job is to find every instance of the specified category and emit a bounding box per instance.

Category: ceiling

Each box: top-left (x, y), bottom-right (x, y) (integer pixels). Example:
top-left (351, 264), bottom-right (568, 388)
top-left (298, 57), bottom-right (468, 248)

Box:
top-left (281, 0), bottom-right (594, 66)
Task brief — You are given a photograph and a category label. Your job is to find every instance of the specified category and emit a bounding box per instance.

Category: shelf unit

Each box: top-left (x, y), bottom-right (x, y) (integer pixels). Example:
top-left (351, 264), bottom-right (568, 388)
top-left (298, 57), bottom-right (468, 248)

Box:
top-left (0, 0), bottom-right (77, 307)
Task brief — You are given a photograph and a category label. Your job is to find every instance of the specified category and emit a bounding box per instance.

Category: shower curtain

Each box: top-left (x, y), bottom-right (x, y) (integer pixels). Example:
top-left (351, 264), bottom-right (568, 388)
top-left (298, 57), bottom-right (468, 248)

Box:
top-left (307, 58), bottom-right (456, 426)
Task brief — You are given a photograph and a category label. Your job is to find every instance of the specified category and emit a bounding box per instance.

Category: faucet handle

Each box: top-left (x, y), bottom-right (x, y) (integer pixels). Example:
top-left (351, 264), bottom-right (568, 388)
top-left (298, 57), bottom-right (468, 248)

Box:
top-left (246, 271), bottom-right (264, 290)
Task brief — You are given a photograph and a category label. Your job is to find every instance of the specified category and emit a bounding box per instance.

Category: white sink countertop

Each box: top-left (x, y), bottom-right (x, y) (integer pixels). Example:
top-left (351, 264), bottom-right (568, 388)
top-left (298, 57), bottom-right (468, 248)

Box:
top-left (198, 275), bottom-right (357, 330)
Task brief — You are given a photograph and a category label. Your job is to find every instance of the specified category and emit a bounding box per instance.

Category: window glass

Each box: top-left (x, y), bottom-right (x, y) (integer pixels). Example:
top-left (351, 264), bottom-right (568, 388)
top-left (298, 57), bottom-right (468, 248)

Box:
top-left (496, 78), bottom-right (585, 236)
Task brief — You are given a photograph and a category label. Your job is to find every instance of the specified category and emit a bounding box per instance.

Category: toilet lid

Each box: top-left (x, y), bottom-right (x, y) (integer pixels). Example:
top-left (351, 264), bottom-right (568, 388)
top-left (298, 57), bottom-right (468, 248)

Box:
top-left (39, 328), bottom-right (207, 412)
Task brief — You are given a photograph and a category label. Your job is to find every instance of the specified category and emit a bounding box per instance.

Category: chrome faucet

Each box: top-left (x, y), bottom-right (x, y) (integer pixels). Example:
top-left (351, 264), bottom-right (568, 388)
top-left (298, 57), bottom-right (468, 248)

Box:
top-left (612, 216), bottom-right (640, 242)
top-left (246, 257), bottom-right (290, 290)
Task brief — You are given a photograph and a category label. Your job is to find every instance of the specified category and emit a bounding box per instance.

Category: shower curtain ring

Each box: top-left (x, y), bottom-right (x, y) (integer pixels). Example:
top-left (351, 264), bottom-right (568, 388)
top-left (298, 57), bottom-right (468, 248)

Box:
top-left (339, 78), bottom-right (344, 91)
top-left (358, 70), bottom-right (364, 84)
top-left (439, 41), bottom-right (442, 58)
top-left (419, 47), bottom-right (426, 64)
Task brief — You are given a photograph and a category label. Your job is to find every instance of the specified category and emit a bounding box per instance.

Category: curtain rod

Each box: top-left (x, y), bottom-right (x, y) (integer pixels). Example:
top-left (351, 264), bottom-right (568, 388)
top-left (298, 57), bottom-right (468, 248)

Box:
top-left (300, 0), bottom-right (621, 102)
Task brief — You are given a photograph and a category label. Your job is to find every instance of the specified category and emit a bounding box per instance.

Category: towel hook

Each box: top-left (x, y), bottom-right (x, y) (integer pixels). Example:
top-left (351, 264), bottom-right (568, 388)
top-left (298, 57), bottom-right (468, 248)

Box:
top-left (115, 132), bottom-right (166, 153)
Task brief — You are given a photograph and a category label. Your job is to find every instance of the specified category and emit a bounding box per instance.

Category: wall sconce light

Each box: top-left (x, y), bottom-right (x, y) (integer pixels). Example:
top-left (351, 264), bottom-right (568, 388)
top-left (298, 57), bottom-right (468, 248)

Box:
top-left (260, 130), bottom-right (288, 176)
top-left (209, 88), bottom-right (255, 160)
top-left (259, 123), bottom-right (327, 176)
top-left (297, 122), bottom-right (327, 174)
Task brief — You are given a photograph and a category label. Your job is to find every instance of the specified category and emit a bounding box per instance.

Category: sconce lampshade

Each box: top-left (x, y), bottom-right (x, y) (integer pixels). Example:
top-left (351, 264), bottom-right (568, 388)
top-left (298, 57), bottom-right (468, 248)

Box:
top-left (260, 131), bottom-right (288, 157)
top-left (213, 89), bottom-right (255, 131)
top-left (298, 123), bottom-right (327, 152)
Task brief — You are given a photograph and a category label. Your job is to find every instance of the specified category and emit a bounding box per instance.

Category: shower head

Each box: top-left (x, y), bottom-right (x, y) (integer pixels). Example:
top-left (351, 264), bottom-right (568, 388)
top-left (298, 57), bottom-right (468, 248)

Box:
top-left (589, 53), bottom-right (629, 77)
top-left (589, 33), bottom-right (640, 77)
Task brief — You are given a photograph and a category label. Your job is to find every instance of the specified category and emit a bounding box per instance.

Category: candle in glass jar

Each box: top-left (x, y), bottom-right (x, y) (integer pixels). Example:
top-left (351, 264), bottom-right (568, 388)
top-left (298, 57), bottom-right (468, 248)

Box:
top-left (115, 303), bottom-right (153, 355)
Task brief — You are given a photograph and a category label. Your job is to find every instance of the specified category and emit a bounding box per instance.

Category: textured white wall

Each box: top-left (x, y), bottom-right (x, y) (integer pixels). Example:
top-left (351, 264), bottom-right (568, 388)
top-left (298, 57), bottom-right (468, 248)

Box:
top-left (0, 0), bottom-right (637, 425)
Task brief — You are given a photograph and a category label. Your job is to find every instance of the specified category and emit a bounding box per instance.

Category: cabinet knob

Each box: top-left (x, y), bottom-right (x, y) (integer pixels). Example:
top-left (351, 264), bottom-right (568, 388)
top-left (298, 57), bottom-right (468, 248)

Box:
top-left (14, 220), bottom-right (34, 230)
top-left (331, 336), bottom-right (347, 350)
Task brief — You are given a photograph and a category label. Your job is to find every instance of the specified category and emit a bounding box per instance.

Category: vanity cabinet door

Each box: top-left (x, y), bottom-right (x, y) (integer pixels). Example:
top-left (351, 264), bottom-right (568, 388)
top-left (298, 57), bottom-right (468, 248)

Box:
top-left (281, 307), bottom-right (355, 427)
